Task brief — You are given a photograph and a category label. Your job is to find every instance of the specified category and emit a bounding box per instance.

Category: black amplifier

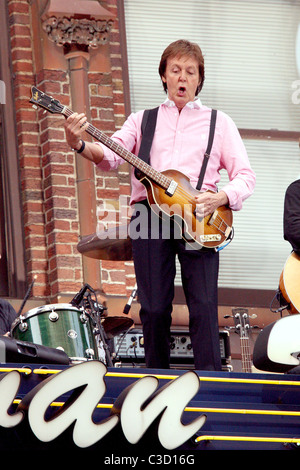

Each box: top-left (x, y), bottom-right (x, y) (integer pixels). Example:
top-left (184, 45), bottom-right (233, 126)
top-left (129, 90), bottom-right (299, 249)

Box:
top-left (112, 329), bottom-right (231, 370)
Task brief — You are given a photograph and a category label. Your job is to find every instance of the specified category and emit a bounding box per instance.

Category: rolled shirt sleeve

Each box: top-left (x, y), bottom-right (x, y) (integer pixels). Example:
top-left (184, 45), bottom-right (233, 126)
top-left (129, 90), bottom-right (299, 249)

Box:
top-left (218, 112), bottom-right (256, 211)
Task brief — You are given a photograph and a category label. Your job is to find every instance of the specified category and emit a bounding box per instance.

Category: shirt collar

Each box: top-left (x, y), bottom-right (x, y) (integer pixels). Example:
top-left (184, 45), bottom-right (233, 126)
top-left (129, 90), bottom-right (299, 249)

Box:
top-left (163, 97), bottom-right (202, 109)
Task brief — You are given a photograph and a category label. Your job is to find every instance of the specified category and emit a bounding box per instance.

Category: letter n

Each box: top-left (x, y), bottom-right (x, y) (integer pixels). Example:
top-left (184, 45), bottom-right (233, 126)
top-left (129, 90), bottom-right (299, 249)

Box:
top-left (114, 371), bottom-right (206, 450)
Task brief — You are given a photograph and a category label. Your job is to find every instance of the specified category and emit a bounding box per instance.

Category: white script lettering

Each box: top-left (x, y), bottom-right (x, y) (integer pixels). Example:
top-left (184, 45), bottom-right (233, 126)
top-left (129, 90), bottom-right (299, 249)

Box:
top-left (0, 371), bottom-right (23, 427)
top-left (0, 361), bottom-right (205, 449)
top-left (113, 370), bottom-right (206, 450)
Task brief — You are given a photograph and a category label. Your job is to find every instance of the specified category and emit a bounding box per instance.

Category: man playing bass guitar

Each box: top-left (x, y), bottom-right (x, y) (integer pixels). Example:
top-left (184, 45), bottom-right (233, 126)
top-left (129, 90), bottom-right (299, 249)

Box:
top-left (64, 39), bottom-right (256, 371)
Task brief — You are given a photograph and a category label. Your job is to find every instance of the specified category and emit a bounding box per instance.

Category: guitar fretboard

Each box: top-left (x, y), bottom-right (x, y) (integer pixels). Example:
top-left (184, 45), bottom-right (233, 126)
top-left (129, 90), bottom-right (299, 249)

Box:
top-left (240, 337), bottom-right (252, 373)
top-left (63, 107), bottom-right (171, 190)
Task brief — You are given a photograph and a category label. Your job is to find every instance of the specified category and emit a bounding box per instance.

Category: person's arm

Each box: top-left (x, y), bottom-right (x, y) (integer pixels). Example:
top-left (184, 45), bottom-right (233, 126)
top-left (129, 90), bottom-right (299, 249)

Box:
top-left (64, 112), bottom-right (104, 164)
top-left (284, 181), bottom-right (300, 253)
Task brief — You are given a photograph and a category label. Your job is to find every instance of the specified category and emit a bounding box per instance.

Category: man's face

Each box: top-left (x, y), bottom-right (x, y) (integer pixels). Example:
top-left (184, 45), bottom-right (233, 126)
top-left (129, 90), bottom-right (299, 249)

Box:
top-left (162, 54), bottom-right (201, 111)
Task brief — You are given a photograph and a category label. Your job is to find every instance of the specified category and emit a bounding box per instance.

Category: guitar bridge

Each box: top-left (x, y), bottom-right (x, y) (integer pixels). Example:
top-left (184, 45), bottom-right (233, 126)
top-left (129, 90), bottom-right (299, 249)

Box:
top-left (165, 179), bottom-right (178, 196)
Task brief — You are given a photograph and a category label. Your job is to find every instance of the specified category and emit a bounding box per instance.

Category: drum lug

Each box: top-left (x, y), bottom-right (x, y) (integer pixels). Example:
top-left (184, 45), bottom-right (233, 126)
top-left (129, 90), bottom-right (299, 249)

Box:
top-left (19, 321), bottom-right (28, 332)
top-left (85, 348), bottom-right (95, 359)
top-left (80, 313), bottom-right (88, 324)
top-left (49, 311), bottom-right (59, 322)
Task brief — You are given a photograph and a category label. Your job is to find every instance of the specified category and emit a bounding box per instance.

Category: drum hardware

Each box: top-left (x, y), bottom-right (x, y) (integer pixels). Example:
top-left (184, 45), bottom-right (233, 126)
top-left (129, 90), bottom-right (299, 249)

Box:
top-left (49, 310), bottom-right (59, 322)
top-left (16, 276), bottom-right (37, 333)
top-left (85, 348), bottom-right (95, 359)
top-left (17, 275), bottom-right (37, 317)
top-left (123, 285), bottom-right (137, 315)
top-left (70, 283), bottom-right (113, 367)
top-left (18, 318), bottom-right (28, 332)
top-left (80, 312), bottom-right (89, 324)
top-left (77, 225), bottom-right (132, 261)
top-left (100, 316), bottom-right (134, 339)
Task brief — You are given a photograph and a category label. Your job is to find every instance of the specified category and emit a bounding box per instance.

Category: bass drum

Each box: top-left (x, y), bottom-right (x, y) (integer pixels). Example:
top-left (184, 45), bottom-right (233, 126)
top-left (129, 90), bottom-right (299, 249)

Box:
top-left (11, 303), bottom-right (99, 362)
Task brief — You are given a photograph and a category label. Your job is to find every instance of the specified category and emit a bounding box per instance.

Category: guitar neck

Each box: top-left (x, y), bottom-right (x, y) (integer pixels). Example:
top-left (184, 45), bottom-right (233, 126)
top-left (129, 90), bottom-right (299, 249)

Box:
top-left (62, 107), bottom-right (170, 190)
top-left (240, 337), bottom-right (252, 373)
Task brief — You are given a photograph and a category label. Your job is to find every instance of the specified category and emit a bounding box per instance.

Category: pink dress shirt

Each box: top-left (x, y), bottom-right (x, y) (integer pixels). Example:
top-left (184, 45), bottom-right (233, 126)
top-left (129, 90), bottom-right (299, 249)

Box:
top-left (96, 99), bottom-right (256, 210)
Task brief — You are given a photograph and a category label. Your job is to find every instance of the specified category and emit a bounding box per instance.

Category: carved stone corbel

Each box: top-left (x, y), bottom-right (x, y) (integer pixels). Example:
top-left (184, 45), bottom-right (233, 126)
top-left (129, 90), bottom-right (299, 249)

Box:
top-left (41, 0), bottom-right (114, 51)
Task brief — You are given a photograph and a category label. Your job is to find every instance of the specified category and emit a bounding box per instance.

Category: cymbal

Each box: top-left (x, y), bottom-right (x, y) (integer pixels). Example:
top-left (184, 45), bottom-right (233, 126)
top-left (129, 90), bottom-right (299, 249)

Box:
top-left (101, 316), bottom-right (134, 338)
top-left (77, 225), bottom-right (132, 261)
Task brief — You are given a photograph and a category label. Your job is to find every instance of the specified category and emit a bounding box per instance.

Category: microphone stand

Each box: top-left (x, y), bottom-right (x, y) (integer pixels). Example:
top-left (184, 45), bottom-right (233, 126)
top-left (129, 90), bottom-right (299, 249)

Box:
top-left (85, 291), bottom-right (113, 367)
top-left (71, 284), bottom-right (113, 367)
top-left (17, 275), bottom-right (37, 316)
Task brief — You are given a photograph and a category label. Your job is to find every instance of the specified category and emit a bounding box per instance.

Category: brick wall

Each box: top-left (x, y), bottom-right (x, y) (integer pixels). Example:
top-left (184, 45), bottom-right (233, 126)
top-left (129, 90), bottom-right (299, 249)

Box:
top-left (7, 0), bottom-right (134, 302)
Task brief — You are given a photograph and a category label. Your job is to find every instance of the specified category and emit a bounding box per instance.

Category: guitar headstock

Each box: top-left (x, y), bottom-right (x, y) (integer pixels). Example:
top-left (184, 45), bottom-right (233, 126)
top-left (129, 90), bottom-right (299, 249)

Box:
top-left (232, 308), bottom-right (250, 339)
top-left (30, 86), bottom-right (64, 114)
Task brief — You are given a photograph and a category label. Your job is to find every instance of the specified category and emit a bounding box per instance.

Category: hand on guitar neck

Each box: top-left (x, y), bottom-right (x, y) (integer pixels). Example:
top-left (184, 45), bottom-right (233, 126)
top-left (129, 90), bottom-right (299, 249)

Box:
top-left (64, 112), bottom-right (104, 165)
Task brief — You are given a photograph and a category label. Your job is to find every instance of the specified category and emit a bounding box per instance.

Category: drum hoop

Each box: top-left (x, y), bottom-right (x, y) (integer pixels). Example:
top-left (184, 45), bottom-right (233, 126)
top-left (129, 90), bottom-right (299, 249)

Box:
top-left (13, 303), bottom-right (83, 323)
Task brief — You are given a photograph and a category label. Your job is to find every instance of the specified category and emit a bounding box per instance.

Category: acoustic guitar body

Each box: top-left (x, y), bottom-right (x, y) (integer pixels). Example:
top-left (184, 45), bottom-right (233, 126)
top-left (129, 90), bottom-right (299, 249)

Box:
top-left (279, 252), bottom-right (300, 314)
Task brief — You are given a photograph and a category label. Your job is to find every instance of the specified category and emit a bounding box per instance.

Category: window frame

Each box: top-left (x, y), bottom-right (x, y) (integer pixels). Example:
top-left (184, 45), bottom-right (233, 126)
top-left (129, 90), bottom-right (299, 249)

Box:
top-left (0, 1), bottom-right (27, 298)
top-left (118, 0), bottom-right (300, 308)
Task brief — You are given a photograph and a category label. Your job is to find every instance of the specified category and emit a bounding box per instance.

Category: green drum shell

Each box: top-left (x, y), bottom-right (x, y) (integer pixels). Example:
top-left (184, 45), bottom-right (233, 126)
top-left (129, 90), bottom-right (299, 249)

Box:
top-left (11, 304), bottom-right (99, 361)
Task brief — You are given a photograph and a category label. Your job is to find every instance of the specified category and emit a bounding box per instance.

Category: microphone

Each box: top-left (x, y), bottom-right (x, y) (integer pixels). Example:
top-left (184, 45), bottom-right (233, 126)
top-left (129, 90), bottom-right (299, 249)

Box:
top-left (123, 286), bottom-right (137, 314)
top-left (70, 284), bottom-right (91, 307)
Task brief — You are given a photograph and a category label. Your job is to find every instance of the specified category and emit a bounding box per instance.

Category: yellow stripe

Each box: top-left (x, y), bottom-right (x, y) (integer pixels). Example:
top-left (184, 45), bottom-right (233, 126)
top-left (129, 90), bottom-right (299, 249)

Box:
top-left (1, 366), bottom-right (300, 389)
top-left (12, 398), bottom-right (300, 419)
top-left (185, 406), bottom-right (300, 417)
top-left (195, 435), bottom-right (300, 445)
top-left (0, 367), bottom-right (32, 375)
top-left (94, 371), bottom-right (300, 388)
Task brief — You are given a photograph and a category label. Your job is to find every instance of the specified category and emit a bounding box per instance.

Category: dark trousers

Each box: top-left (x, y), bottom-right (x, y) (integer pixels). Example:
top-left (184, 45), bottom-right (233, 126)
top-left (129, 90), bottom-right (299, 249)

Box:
top-left (130, 200), bottom-right (222, 371)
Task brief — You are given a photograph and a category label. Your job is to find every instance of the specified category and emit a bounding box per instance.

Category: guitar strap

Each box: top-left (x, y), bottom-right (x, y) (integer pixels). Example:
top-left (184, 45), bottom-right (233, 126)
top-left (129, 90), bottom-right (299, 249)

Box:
top-left (196, 109), bottom-right (217, 190)
top-left (135, 107), bottom-right (159, 180)
top-left (135, 106), bottom-right (217, 191)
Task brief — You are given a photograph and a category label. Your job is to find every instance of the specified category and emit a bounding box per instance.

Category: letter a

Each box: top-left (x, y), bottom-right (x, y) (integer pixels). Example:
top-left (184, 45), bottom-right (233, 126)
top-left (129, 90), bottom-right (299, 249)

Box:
top-left (26, 361), bottom-right (119, 448)
top-left (0, 371), bottom-right (23, 427)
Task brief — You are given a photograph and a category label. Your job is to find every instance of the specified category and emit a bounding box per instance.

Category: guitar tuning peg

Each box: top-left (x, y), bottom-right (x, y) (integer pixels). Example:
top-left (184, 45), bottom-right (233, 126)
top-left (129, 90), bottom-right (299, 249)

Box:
top-left (32, 105), bottom-right (37, 109)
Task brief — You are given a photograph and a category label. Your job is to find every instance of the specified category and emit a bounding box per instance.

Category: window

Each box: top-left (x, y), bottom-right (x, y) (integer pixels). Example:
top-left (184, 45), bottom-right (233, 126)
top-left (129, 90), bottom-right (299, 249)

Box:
top-left (124, 0), bottom-right (300, 305)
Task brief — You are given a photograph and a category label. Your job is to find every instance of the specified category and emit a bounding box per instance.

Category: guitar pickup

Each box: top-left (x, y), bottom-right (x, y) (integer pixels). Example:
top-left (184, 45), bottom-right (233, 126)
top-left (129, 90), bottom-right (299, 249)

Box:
top-left (200, 234), bottom-right (222, 242)
top-left (165, 179), bottom-right (178, 196)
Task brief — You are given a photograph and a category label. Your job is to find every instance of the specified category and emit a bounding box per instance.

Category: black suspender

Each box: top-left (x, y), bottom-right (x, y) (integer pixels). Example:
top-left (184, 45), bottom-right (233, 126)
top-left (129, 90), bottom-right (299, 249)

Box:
top-left (135, 107), bottom-right (159, 179)
top-left (136, 107), bottom-right (217, 191)
top-left (196, 109), bottom-right (217, 190)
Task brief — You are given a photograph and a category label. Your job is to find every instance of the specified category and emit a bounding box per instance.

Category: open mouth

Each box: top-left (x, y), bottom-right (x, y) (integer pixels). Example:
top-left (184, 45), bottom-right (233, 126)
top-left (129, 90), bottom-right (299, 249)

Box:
top-left (178, 86), bottom-right (186, 96)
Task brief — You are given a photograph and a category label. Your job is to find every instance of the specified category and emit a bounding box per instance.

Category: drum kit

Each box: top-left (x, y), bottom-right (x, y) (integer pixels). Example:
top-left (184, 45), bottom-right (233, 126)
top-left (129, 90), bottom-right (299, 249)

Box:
top-left (9, 227), bottom-right (134, 366)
